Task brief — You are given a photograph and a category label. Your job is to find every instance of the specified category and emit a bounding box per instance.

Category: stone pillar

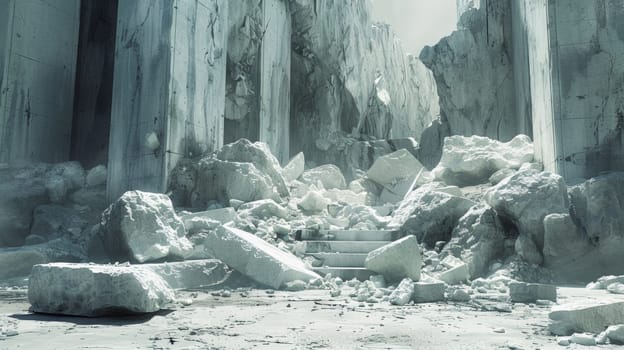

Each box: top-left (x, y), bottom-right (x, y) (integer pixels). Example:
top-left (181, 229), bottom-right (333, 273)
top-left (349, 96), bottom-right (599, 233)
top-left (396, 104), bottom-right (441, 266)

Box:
top-left (259, 0), bottom-right (291, 164)
top-left (107, 0), bottom-right (227, 201)
top-left (0, 0), bottom-right (81, 163)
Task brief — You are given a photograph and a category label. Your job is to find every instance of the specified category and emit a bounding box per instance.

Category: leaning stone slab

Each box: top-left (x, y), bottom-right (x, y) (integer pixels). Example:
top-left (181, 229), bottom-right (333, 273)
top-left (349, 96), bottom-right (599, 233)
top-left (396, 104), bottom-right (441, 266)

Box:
top-left (549, 299), bottom-right (624, 335)
top-left (201, 226), bottom-right (320, 289)
top-left (365, 235), bottom-right (421, 282)
top-left (28, 263), bottom-right (175, 317)
top-left (438, 262), bottom-right (470, 285)
top-left (509, 282), bottom-right (557, 303)
top-left (389, 278), bottom-right (415, 306)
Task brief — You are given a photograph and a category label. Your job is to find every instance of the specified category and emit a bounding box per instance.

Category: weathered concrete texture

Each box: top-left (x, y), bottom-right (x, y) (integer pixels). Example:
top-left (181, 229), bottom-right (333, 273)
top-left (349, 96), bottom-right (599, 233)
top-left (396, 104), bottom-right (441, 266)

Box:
top-left (0, 0), bottom-right (81, 163)
top-left (421, 0), bottom-right (525, 143)
top-left (290, 0), bottom-right (438, 164)
top-left (108, 0), bottom-right (227, 201)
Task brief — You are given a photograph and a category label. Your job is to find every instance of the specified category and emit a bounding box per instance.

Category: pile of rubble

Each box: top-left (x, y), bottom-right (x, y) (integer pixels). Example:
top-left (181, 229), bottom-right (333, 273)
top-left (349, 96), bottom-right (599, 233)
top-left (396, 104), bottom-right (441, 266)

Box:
top-left (2, 134), bottom-right (624, 346)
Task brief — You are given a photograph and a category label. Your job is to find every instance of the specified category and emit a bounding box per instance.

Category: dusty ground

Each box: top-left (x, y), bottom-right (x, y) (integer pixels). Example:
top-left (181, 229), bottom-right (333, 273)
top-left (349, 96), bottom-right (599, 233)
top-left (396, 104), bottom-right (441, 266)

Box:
top-left (0, 286), bottom-right (622, 350)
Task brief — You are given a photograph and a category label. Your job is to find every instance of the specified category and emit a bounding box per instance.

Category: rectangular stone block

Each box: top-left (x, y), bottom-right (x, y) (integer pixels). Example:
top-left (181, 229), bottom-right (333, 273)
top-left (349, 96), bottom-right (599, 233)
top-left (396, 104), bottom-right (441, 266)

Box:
top-left (509, 282), bottom-right (557, 303)
top-left (412, 281), bottom-right (446, 303)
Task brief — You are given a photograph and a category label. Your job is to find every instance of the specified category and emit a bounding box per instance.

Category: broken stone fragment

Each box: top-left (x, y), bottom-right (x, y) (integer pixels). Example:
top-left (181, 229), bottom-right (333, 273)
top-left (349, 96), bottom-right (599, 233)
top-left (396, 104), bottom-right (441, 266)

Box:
top-left (438, 260), bottom-right (470, 285)
top-left (216, 138), bottom-right (289, 197)
top-left (301, 165), bottom-right (347, 190)
top-left (238, 199), bottom-right (289, 220)
top-left (86, 165), bottom-right (107, 187)
top-left (200, 225), bottom-right (320, 289)
top-left (137, 260), bottom-right (231, 290)
top-left (606, 324), bottom-right (624, 344)
top-left (364, 235), bottom-right (421, 282)
top-left (568, 333), bottom-right (596, 346)
top-left (367, 149), bottom-right (424, 188)
top-left (180, 207), bottom-right (238, 235)
top-left (99, 191), bottom-right (193, 263)
top-left (282, 152), bottom-right (305, 182)
top-left (390, 186), bottom-right (474, 247)
top-left (549, 299), bottom-right (624, 335)
top-left (297, 191), bottom-right (330, 213)
top-left (413, 280), bottom-right (446, 303)
top-left (432, 134), bottom-right (533, 187)
top-left (28, 263), bottom-right (175, 317)
top-left (389, 278), bottom-right (414, 306)
top-left (484, 169), bottom-right (569, 262)
top-left (509, 282), bottom-right (556, 303)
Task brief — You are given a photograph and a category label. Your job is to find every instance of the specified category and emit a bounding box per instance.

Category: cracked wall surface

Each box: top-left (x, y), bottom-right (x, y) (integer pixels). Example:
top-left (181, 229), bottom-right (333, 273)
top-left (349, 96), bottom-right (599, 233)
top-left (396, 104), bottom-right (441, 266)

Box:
top-left (0, 0), bottom-right (81, 163)
top-left (107, 0), bottom-right (227, 201)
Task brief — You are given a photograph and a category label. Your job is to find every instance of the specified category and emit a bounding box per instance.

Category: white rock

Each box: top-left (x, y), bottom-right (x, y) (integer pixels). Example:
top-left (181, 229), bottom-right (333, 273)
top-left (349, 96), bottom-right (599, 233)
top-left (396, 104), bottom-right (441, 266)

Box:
top-left (557, 338), bottom-right (570, 346)
top-left (449, 288), bottom-right (471, 302)
top-left (432, 134), bottom-right (533, 186)
top-left (180, 207), bottom-right (238, 235)
top-left (48, 162), bottom-right (86, 190)
top-left (367, 149), bottom-right (423, 187)
top-left (484, 169), bottom-right (568, 260)
top-left (201, 225), bottom-right (320, 289)
top-left (413, 280), bottom-right (446, 303)
top-left (216, 139), bottom-right (289, 197)
top-left (608, 283), bottom-right (624, 294)
top-left (389, 186), bottom-right (474, 247)
top-left (238, 199), bottom-right (289, 220)
top-left (441, 205), bottom-right (505, 279)
top-left (28, 263), bottom-right (175, 316)
top-left (365, 235), bottom-right (421, 282)
top-left (587, 276), bottom-right (624, 290)
top-left (569, 333), bottom-right (596, 346)
top-left (297, 191), bottom-right (330, 212)
top-left (509, 282), bottom-right (557, 303)
top-left (542, 213), bottom-right (592, 281)
top-left (606, 324), bottom-right (624, 344)
top-left (193, 157), bottom-right (282, 206)
top-left (86, 165), bottom-right (107, 187)
top-left (138, 260), bottom-right (230, 290)
top-left (438, 262), bottom-right (469, 285)
top-left (283, 152), bottom-right (305, 182)
top-left (489, 168), bottom-right (515, 185)
top-left (99, 191), bottom-right (192, 263)
top-left (389, 278), bottom-right (414, 306)
top-left (549, 299), bottom-right (624, 335)
top-left (301, 165), bottom-right (347, 190)
top-left (323, 189), bottom-right (367, 206)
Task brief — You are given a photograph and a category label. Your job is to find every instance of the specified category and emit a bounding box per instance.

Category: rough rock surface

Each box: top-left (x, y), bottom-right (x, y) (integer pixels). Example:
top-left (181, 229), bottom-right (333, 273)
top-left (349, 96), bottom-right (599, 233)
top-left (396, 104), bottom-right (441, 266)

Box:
top-left (216, 139), bottom-right (288, 197)
top-left (364, 236), bottom-right (421, 282)
top-left (413, 280), bottom-right (446, 303)
top-left (282, 152), bottom-right (305, 183)
top-left (200, 225), bottom-right (320, 289)
top-left (432, 135), bottom-right (533, 186)
top-left (484, 170), bottom-right (569, 258)
top-left (290, 0), bottom-right (438, 163)
top-left (509, 282), bottom-right (557, 303)
top-left (301, 165), bottom-right (347, 190)
top-left (441, 205), bottom-right (505, 279)
top-left (549, 299), bottom-right (624, 336)
top-left (389, 278), bottom-right (415, 306)
top-left (367, 149), bottom-right (424, 187)
top-left (99, 191), bottom-right (192, 263)
top-left (389, 186), bottom-right (475, 247)
top-left (137, 260), bottom-right (231, 290)
top-left (28, 263), bottom-right (175, 316)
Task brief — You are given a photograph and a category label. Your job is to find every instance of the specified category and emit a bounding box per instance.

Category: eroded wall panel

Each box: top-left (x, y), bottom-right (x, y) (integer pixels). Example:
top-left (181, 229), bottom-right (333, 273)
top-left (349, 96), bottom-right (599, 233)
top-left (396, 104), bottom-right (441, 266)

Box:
top-left (0, 0), bottom-right (80, 163)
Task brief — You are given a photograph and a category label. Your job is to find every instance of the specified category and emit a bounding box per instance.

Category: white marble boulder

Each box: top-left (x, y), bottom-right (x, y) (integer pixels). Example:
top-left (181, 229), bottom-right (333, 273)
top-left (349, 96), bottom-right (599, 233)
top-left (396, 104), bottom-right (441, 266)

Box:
top-left (216, 138), bottom-right (289, 197)
top-left (433, 135), bottom-right (534, 186)
top-left (201, 225), bottom-right (320, 289)
top-left (549, 299), bottom-right (624, 336)
top-left (440, 205), bottom-right (505, 279)
top-left (365, 235), bottom-right (421, 282)
top-left (28, 263), bottom-right (175, 317)
top-left (99, 191), bottom-right (193, 263)
top-left (282, 152), bottom-right (305, 182)
top-left (484, 169), bottom-right (569, 264)
top-left (389, 186), bottom-right (475, 247)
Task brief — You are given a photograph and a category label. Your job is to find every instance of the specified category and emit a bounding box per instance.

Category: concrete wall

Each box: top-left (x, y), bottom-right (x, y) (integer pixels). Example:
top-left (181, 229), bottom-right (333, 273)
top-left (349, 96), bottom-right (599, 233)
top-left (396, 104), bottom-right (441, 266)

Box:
top-left (107, 0), bottom-right (227, 200)
top-left (549, 0), bottom-right (624, 180)
top-left (259, 0), bottom-right (291, 164)
top-left (0, 0), bottom-right (80, 163)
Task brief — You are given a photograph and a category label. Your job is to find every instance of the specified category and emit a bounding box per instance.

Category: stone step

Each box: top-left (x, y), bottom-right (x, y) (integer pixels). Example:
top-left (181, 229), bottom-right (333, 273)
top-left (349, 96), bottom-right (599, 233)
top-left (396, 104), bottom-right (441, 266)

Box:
top-left (307, 253), bottom-right (368, 267)
top-left (312, 267), bottom-right (375, 281)
top-left (303, 241), bottom-right (389, 254)
top-left (296, 229), bottom-right (400, 242)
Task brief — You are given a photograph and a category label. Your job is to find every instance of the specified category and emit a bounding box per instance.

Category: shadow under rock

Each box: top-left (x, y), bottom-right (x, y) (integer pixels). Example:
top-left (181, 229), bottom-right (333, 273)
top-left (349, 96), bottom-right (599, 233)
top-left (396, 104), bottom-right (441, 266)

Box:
top-left (10, 309), bottom-right (174, 326)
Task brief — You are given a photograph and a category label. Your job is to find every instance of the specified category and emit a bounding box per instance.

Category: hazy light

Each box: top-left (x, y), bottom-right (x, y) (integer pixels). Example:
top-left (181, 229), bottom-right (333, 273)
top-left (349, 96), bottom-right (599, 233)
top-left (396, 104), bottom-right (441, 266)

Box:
top-left (370, 0), bottom-right (457, 55)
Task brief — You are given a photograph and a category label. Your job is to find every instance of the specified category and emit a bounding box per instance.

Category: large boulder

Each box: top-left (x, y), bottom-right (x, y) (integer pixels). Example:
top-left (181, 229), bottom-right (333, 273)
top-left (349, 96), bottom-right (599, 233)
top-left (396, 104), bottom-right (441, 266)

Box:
top-left (549, 298), bottom-right (624, 336)
top-left (200, 226), bottom-right (320, 289)
top-left (367, 149), bottom-right (424, 188)
top-left (216, 139), bottom-right (289, 197)
top-left (484, 169), bottom-right (569, 260)
top-left (28, 263), bottom-right (175, 317)
top-left (432, 135), bottom-right (534, 186)
top-left (441, 205), bottom-right (505, 279)
top-left (389, 186), bottom-right (475, 247)
top-left (99, 191), bottom-right (192, 263)
top-left (192, 158), bottom-right (281, 207)
top-left (364, 235), bottom-right (421, 282)
top-left (137, 260), bottom-right (231, 290)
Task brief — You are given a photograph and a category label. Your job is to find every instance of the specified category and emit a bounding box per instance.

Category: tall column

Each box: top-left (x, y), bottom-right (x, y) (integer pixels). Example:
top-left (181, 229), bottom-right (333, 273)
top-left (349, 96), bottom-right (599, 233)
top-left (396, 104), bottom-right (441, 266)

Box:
top-left (107, 0), bottom-right (227, 200)
top-left (259, 0), bottom-right (291, 164)
top-left (0, 0), bottom-right (80, 163)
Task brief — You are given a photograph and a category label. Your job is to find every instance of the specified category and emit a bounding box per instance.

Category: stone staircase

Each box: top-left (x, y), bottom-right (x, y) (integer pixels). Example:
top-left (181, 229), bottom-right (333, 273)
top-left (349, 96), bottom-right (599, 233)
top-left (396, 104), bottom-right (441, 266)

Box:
top-left (294, 229), bottom-right (400, 280)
